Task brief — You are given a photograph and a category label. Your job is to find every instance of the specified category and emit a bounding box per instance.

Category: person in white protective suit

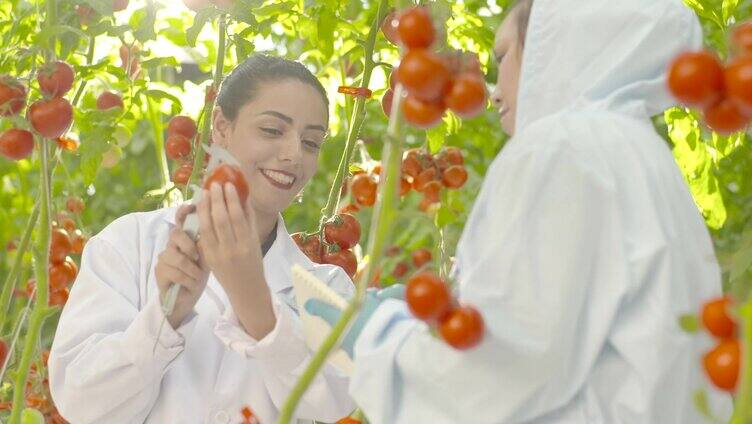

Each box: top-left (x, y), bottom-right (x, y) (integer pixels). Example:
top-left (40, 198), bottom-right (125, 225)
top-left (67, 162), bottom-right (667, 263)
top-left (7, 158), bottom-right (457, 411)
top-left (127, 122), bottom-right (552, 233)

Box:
top-left (305, 0), bottom-right (736, 422)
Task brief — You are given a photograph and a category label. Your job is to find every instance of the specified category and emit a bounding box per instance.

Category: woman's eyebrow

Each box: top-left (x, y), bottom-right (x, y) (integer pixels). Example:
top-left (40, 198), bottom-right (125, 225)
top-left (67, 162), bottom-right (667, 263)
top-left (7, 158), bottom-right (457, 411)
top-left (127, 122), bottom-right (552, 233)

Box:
top-left (256, 110), bottom-right (326, 133)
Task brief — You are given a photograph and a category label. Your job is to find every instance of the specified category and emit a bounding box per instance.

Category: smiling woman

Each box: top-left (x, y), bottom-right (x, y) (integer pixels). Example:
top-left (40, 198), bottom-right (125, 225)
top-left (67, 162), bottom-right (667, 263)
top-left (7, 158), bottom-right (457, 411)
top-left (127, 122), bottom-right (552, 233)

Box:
top-left (47, 54), bottom-right (356, 424)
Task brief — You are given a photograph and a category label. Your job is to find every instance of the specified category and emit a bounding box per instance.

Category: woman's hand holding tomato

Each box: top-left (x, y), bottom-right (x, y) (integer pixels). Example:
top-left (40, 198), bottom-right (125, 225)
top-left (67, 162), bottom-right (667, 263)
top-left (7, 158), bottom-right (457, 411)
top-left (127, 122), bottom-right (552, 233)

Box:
top-left (155, 204), bottom-right (210, 328)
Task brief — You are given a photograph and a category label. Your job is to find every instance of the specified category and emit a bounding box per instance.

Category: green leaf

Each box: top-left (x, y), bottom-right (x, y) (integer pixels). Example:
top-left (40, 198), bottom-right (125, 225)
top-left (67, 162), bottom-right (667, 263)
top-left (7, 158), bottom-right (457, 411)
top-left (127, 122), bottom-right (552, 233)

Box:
top-left (316, 9), bottom-right (337, 59)
top-left (187, 8), bottom-right (222, 47)
top-left (678, 314), bottom-right (701, 333)
top-left (427, 122), bottom-right (446, 154)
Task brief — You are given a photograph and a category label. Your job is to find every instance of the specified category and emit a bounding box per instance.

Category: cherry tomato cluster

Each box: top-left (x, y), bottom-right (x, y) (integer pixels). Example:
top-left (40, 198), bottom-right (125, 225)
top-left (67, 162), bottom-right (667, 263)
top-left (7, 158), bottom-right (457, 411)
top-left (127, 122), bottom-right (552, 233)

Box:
top-left (406, 271), bottom-right (484, 350)
top-left (381, 7), bottom-right (488, 128)
top-left (668, 22), bottom-right (752, 135)
top-left (292, 213), bottom-right (362, 278)
top-left (700, 296), bottom-right (741, 392)
top-left (238, 405), bottom-right (260, 424)
top-left (0, 350), bottom-right (69, 423)
top-left (0, 60), bottom-right (77, 160)
top-left (166, 115), bottom-right (200, 186)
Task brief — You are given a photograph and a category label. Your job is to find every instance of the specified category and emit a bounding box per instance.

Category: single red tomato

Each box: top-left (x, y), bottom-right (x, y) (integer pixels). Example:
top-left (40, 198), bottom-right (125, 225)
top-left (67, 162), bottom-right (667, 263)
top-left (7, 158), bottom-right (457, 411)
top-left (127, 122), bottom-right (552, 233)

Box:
top-left (49, 262), bottom-right (69, 291)
top-left (71, 229), bottom-right (87, 255)
top-left (37, 61), bottom-right (75, 97)
top-left (351, 173), bottom-right (377, 207)
top-left (381, 9), bottom-right (400, 45)
top-left (411, 248), bottom-right (432, 268)
top-left (29, 97), bottom-right (73, 139)
top-left (113, 0), bottom-right (128, 11)
top-left (66, 196), bottom-right (85, 214)
top-left (50, 228), bottom-right (72, 264)
top-left (381, 89), bottom-right (395, 118)
top-left (701, 296), bottom-right (737, 339)
top-left (445, 74), bottom-right (487, 118)
top-left (292, 232), bottom-right (323, 263)
top-left (667, 51), bottom-right (724, 108)
top-left (96, 91), bottom-right (123, 110)
top-left (402, 153), bottom-right (423, 179)
top-left (439, 305), bottom-right (485, 350)
top-left (406, 271), bottom-right (451, 321)
top-left (423, 180), bottom-right (442, 202)
top-left (165, 134), bottom-right (192, 160)
top-left (392, 261), bottom-right (409, 278)
top-left (324, 213), bottom-right (361, 250)
top-left (402, 95), bottom-right (445, 129)
top-left (725, 56), bottom-right (752, 112)
top-left (0, 128), bottom-right (34, 160)
top-left (62, 256), bottom-right (78, 283)
top-left (172, 162), bottom-right (193, 186)
top-left (438, 146), bottom-right (463, 166)
top-left (323, 249), bottom-right (358, 278)
top-left (397, 7), bottom-right (435, 49)
top-left (0, 76), bottom-right (26, 117)
top-left (413, 167), bottom-right (438, 192)
top-left (168, 115), bottom-right (198, 139)
top-left (732, 22), bottom-right (752, 55)
top-left (703, 339), bottom-right (740, 392)
top-left (60, 216), bottom-right (77, 235)
top-left (442, 165), bottom-right (468, 189)
top-left (203, 163), bottom-right (250, 205)
top-left (397, 49), bottom-right (451, 102)
top-left (703, 98), bottom-right (749, 135)
top-left (49, 287), bottom-right (69, 307)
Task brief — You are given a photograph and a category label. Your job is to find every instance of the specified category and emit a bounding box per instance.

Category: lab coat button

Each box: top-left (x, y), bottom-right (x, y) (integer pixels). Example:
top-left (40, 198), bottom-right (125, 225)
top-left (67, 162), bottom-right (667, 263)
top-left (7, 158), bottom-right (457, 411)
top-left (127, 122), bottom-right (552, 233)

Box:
top-left (214, 410), bottom-right (230, 423)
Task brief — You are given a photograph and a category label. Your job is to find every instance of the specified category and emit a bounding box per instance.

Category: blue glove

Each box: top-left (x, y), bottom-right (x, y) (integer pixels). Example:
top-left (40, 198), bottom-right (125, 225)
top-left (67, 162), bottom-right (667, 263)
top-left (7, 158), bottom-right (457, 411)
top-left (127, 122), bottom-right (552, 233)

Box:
top-left (304, 284), bottom-right (405, 357)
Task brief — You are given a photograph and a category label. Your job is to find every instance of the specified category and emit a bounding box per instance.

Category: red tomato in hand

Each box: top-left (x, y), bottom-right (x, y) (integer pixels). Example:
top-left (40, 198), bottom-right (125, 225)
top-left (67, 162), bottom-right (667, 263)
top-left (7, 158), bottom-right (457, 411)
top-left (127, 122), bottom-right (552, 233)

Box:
top-left (168, 115), bottom-right (198, 139)
top-left (50, 228), bottom-right (72, 265)
top-left (381, 9), bottom-right (400, 45)
top-left (725, 56), bottom-right (752, 113)
top-left (204, 163), bottom-right (250, 205)
top-left (402, 95), bottom-right (445, 129)
top-left (397, 7), bottom-right (435, 49)
top-left (29, 97), bottom-right (73, 139)
top-left (439, 305), bottom-right (485, 350)
top-left (37, 61), bottom-right (75, 97)
top-left (0, 129), bottom-right (34, 160)
top-left (397, 49), bottom-right (451, 102)
top-left (96, 91), bottom-right (123, 110)
top-left (351, 173), bottom-right (377, 207)
top-left (445, 74), bottom-right (487, 118)
top-left (406, 271), bottom-right (451, 321)
top-left (667, 51), bottom-right (724, 108)
top-left (0, 76), bottom-right (26, 117)
top-left (324, 214), bottom-right (361, 250)
top-left (172, 162), bottom-right (193, 186)
top-left (411, 248), bottom-right (432, 268)
top-left (703, 98), bottom-right (749, 135)
top-left (703, 339), bottom-right (740, 392)
top-left (701, 296), bottom-right (737, 339)
top-left (165, 134), bottom-right (192, 160)
top-left (323, 249), bottom-right (358, 278)
top-left (292, 232), bottom-right (323, 263)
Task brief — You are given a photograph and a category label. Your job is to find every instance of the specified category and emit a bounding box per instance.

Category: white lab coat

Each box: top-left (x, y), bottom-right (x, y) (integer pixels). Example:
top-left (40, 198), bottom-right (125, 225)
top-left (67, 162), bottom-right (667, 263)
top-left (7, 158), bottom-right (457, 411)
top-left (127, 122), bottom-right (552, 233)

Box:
top-left (48, 206), bottom-right (355, 424)
top-left (349, 0), bottom-right (734, 422)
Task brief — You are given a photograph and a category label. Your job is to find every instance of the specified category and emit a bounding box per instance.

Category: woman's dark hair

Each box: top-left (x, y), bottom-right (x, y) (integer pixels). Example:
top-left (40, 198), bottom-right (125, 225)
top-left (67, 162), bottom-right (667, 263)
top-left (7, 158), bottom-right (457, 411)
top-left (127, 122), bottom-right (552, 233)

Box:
top-left (216, 54), bottom-right (329, 121)
top-left (512, 0), bottom-right (533, 48)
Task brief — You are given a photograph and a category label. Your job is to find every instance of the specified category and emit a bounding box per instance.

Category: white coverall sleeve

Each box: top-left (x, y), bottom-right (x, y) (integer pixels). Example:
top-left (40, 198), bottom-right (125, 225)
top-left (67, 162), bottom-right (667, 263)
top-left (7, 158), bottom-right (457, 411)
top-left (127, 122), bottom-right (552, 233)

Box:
top-left (48, 219), bottom-right (198, 424)
top-left (349, 142), bottom-right (631, 423)
top-left (214, 266), bottom-right (356, 422)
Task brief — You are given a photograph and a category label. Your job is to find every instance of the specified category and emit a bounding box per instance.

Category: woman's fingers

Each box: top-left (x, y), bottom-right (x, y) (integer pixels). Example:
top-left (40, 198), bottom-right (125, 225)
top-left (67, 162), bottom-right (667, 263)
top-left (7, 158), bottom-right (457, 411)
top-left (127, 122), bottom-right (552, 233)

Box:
top-left (197, 189), bottom-right (218, 247)
top-left (209, 183), bottom-right (236, 245)
top-left (170, 228), bottom-right (199, 260)
top-left (159, 247), bottom-right (205, 281)
top-left (156, 261), bottom-right (203, 293)
top-left (175, 203), bottom-right (196, 227)
top-left (224, 183), bottom-right (250, 238)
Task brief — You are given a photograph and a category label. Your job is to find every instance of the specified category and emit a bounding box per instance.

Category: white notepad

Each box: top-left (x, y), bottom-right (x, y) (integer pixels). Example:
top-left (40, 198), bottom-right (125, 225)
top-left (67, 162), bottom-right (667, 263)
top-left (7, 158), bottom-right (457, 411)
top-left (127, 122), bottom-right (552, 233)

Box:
top-left (291, 264), bottom-right (354, 374)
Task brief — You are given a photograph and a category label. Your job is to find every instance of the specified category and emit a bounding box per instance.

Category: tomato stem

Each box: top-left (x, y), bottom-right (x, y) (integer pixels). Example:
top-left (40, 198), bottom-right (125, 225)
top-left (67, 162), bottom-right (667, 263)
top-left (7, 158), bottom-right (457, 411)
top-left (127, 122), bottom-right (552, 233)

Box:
top-left (9, 136), bottom-right (53, 424)
top-left (71, 34), bottom-right (96, 107)
top-left (186, 15), bottom-right (227, 196)
top-left (276, 2), bottom-right (390, 422)
top-left (0, 202), bottom-right (39, 334)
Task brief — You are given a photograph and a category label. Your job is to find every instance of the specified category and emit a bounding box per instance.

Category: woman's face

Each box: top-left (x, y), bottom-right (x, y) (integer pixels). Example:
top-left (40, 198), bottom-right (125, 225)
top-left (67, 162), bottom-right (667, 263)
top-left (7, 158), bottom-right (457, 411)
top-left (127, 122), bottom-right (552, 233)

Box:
top-left (491, 11), bottom-right (524, 136)
top-left (211, 79), bottom-right (328, 217)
